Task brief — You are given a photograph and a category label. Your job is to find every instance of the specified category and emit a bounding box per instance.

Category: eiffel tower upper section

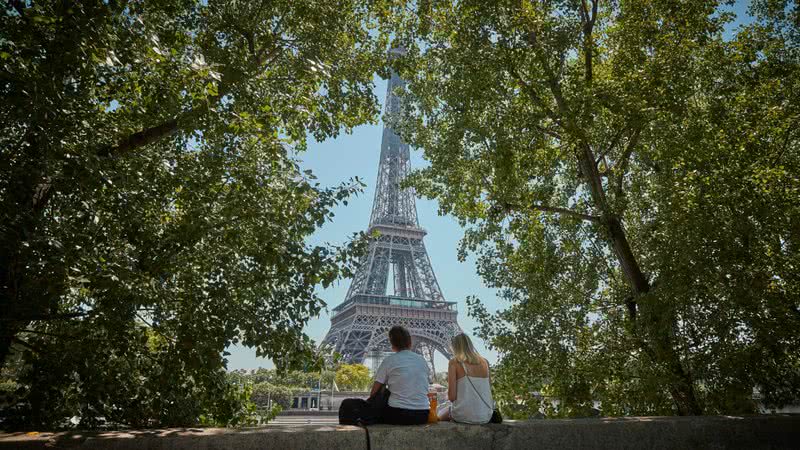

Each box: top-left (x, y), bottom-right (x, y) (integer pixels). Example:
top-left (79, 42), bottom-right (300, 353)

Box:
top-left (322, 50), bottom-right (460, 365)
top-left (335, 49), bottom-right (451, 312)
top-left (368, 52), bottom-right (420, 231)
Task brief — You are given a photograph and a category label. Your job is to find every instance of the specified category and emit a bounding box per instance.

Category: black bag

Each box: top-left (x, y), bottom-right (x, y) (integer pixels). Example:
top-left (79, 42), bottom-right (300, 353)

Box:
top-left (338, 386), bottom-right (390, 426)
top-left (368, 384), bottom-right (391, 410)
top-left (338, 398), bottom-right (370, 425)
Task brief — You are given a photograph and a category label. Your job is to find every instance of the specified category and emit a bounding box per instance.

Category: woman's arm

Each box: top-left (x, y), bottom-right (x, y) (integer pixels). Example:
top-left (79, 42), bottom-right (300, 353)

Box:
top-left (447, 358), bottom-right (458, 402)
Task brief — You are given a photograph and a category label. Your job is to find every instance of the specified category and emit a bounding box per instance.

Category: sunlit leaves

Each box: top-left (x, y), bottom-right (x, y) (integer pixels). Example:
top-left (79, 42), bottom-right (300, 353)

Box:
top-left (1, 0), bottom-right (384, 428)
top-left (381, 0), bottom-right (800, 416)
top-left (335, 363), bottom-right (372, 391)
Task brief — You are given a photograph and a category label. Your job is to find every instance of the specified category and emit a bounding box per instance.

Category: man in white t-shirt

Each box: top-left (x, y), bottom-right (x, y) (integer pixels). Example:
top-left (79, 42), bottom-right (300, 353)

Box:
top-left (370, 325), bottom-right (430, 425)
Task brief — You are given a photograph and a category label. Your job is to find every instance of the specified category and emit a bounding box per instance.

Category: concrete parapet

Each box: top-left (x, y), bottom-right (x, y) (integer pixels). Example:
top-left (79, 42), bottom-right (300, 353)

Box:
top-left (508, 415), bottom-right (800, 450)
top-left (368, 416), bottom-right (800, 450)
top-left (2, 415), bottom-right (798, 450)
top-left (0, 424), bottom-right (366, 450)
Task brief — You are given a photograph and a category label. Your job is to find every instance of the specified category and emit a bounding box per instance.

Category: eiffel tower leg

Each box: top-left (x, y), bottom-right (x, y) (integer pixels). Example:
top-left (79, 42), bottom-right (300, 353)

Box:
top-left (321, 317), bottom-right (351, 357)
top-left (339, 314), bottom-right (393, 364)
top-left (427, 345), bottom-right (436, 379)
top-left (341, 320), bottom-right (371, 364)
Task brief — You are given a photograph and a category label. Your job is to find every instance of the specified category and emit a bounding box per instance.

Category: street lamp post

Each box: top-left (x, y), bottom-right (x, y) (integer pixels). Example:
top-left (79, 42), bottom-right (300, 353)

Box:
top-left (317, 375), bottom-right (322, 410)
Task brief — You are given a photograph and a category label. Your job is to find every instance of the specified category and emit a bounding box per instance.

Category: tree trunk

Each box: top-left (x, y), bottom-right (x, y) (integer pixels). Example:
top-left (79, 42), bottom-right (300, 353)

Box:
top-left (577, 144), bottom-right (703, 415)
top-left (0, 262), bottom-right (28, 369)
top-left (0, 165), bottom-right (47, 369)
top-left (528, 12), bottom-right (703, 413)
top-left (0, 323), bottom-right (14, 369)
top-left (667, 363), bottom-right (703, 415)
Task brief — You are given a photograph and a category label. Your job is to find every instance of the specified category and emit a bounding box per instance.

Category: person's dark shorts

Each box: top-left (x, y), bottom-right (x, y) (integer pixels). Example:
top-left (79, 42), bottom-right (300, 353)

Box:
top-left (382, 406), bottom-right (429, 425)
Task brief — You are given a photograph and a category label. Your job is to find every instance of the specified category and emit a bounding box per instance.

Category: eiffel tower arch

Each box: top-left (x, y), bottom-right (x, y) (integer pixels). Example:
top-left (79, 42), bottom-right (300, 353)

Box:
top-left (321, 50), bottom-right (462, 374)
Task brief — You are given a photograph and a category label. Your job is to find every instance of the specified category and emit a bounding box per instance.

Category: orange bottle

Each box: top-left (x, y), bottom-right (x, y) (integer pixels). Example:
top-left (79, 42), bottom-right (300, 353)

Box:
top-left (427, 392), bottom-right (439, 423)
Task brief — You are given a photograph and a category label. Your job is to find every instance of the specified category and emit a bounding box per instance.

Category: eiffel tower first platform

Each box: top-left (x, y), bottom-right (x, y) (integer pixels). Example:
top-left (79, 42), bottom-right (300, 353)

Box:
top-left (320, 52), bottom-right (462, 374)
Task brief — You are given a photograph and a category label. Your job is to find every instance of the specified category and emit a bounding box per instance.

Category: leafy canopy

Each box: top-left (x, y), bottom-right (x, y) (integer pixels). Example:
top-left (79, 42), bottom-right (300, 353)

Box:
top-left (383, 0), bottom-right (800, 417)
top-left (0, 0), bottom-right (388, 428)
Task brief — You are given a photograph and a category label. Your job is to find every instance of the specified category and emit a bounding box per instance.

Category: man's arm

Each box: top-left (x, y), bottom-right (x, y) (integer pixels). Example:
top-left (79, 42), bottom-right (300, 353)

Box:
top-left (370, 381), bottom-right (384, 397)
top-left (372, 355), bottom-right (389, 397)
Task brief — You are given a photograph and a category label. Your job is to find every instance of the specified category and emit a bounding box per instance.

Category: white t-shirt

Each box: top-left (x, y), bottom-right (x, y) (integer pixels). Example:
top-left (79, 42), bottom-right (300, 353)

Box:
top-left (374, 350), bottom-right (430, 410)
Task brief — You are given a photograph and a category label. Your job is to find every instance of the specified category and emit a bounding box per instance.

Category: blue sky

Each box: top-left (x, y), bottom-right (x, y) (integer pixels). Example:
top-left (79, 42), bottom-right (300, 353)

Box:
top-left (225, 0), bottom-right (754, 371)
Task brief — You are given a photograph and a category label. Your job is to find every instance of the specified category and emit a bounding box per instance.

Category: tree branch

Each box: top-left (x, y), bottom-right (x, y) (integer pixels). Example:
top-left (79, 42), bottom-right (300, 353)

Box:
top-left (531, 124), bottom-right (563, 141)
top-left (580, 0), bottom-right (597, 117)
top-left (523, 7), bottom-right (650, 299)
top-left (771, 119), bottom-right (797, 168)
top-left (530, 203), bottom-right (601, 223)
top-left (12, 336), bottom-right (41, 354)
top-left (8, 0), bottom-right (25, 17)
top-left (597, 126), bottom-right (626, 164)
top-left (98, 42), bottom-right (285, 159)
top-left (20, 328), bottom-right (82, 340)
top-left (614, 127), bottom-right (641, 198)
top-left (97, 117), bottom-right (181, 158)
top-left (136, 311), bottom-right (177, 345)
top-left (1, 311), bottom-right (91, 322)
top-left (580, 0), bottom-right (590, 24)
top-left (510, 68), bottom-right (561, 125)
top-left (525, 31), bottom-right (580, 139)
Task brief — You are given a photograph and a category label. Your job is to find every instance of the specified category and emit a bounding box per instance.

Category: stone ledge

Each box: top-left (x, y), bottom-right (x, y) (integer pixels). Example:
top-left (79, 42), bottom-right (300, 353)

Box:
top-left (368, 415), bottom-right (800, 450)
top-left (0, 424), bottom-right (366, 450)
top-left (2, 415), bottom-right (798, 450)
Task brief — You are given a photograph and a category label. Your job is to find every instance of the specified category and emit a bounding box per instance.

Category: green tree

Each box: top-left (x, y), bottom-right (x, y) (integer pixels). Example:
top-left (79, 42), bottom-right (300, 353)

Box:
top-left (230, 367), bottom-right (335, 389)
top-left (0, 0), bottom-right (387, 427)
top-left (335, 363), bottom-right (372, 391)
top-left (250, 382), bottom-right (304, 410)
top-left (8, 326), bottom-right (260, 428)
top-left (384, 0), bottom-right (800, 416)
top-left (433, 371), bottom-right (448, 388)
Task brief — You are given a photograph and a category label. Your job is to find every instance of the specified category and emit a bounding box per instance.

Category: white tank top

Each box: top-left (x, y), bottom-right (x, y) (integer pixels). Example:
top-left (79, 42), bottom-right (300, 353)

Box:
top-left (451, 360), bottom-right (494, 424)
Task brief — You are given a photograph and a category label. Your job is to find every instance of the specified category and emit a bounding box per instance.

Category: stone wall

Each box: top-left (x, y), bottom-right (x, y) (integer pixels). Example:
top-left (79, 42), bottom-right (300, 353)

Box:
top-left (2, 415), bottom-right (798, 450)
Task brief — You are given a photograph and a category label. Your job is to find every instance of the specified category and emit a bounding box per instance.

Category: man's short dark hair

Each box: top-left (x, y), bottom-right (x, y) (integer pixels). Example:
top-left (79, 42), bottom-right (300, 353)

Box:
top-left (388, 326), bottom-right (412, 350)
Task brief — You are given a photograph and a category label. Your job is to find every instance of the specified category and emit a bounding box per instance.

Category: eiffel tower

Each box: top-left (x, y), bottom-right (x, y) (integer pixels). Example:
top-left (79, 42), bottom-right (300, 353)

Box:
top-left (320, 50), bottom-right (461, 374)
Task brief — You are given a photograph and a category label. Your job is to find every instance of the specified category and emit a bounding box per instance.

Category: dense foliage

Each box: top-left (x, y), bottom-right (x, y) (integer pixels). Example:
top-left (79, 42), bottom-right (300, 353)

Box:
top-left (385, 0), bottom-right (800, 416)
top-left (335, 363), bottom-right (372, 391)
top-left (0, 0), bottom-right (387, 428)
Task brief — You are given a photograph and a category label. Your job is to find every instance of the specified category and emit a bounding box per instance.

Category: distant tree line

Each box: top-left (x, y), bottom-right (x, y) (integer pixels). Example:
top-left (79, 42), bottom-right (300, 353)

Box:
top-left (226, 364), bottom-right (372, 410)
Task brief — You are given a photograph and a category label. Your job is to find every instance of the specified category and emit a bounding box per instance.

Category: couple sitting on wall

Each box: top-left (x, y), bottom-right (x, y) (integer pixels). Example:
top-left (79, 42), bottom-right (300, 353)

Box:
top-left (339, 325), bottom-right (496, 426)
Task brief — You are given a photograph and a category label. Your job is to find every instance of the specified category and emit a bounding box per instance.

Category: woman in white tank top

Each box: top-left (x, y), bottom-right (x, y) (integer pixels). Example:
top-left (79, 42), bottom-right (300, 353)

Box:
top-left (437, 333), bottom-right (494, 424)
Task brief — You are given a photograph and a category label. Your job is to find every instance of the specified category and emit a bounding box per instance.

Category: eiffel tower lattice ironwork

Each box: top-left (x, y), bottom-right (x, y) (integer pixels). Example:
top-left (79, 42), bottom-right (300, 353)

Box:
top-left (320, 52), bottom-right (461, 374)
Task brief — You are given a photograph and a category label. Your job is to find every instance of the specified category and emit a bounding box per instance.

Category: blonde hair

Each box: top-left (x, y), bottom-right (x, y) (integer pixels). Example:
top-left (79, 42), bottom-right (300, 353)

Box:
top-left (451, 333), bottom-right (482, 365)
